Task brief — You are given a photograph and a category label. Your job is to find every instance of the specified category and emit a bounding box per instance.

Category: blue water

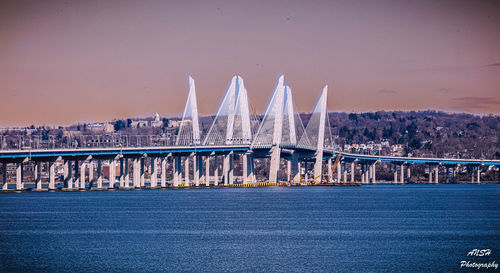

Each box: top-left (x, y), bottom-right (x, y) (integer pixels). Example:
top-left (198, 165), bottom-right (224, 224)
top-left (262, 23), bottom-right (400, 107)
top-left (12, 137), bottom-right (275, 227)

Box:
top-left (0, 184), bottom-right (499, 272)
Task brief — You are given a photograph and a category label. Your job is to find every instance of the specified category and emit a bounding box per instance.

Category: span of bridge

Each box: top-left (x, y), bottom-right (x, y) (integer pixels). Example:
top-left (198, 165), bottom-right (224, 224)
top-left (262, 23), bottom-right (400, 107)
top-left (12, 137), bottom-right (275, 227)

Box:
top-left (1, 74), bottom-right (498, 191)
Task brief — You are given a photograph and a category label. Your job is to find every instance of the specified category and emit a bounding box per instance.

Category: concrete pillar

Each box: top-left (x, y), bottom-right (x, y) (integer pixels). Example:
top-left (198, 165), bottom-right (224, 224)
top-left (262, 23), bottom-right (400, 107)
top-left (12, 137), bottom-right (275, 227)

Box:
top-left (286, 158), bottom-right (291, 183)
top-left (88, 162), bottom-right (94, 187)
top-left (350, 162), bottom-right (355, 182)
top-left (48, 161), bottom-right (55, 190)
top-left (243, 153), bottom-right (249, 184)
top-left (477, 167), bottom-right (481, 183)
top-left (140, 158), bottom-right (145, 187)
top-left (429, 165), bottom-right (433, 184)
top-left (161, 157), bottom-right (167, 188)
top-left (251, 155), bottom-right (256, 183)
top-left (434, 165), bottom-right (439, 184)
top-left (119, 158), bottom-right (124, 187)
top-left (35, 162), bottom-right (42, 189)
top-left (343, 161), bottom-right (347, 183)
top-left (326, 158), bottom-right (332, 183)
top-left (407, 165), bottom-right (411, 184)
top-left (373, 163), bottom-right (377, 184)
top-left (109, 160), bottom-right (116, 188)
top-left (446, 167), bottom-right (450, 183)
top-left (16, 162), bottom-right (23, 190)
top-left (367, 164), bottom-right (371, 183)
top-left (393, 164), bottom-right (398, 184)
top-left (223, 153), bottom-right (233, 186)
top-left (361, 163), bottom-right (366, 184)
top-left (291, 153), bottom-right (300, 183)
top-left (184, 156), bottom-right (190, 186)
top-left (452, 166), bottom-right (456, 184)
top-left (205, 156), bottom-right (210, 186)
top-left (214, 156), bottom-right (219, 186)
top-left (64, 160), bottom-right (73, 188)
top-left (173, 156), bottom-right (180, 187)
top-left (366, 164), bottom-right (370, 183)
top-left (400, 164), bottom-right (404, 184)
top-left (229, 154), bottom-right (234, 185)
top-left (150, 157), bottom-right (158, 188)
top-left (337, 161), bottom-right (342, 183)
top-left (194, 155), bottom-right (200, 187)
top-left (198, 156), bottom-right (204, 186)
top-left (73, 160), bottom-right (79, 189)
top-left (471, 166), bottom-right (475, 183)
top-left (269, 147), bottom-right (281, 183)
top-left (124, 159), bottom-right (129, 187)
top-left (246, 154), bottom-right (255, 184)
top-left (2, 163), bottom-right (7, 190)
top-left (304, 161), bottom-right (309, 183)
top-left (132, 158), bottom-right (140, 188)
top-left (97, 160), bottom-right (103, 188)
top-left (80, 162), bottom-right (86, 189)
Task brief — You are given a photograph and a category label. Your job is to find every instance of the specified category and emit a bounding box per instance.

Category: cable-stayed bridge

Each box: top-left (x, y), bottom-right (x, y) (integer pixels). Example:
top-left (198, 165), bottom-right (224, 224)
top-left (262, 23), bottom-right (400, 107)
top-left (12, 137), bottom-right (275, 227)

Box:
top-left (0, 75), bottom-right (499, 191)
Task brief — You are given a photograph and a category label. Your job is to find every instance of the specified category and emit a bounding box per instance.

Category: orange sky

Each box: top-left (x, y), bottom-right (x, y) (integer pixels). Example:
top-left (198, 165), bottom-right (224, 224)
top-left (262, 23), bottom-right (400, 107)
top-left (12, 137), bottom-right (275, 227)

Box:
top-left (1, 0), bottom-right (499, 126)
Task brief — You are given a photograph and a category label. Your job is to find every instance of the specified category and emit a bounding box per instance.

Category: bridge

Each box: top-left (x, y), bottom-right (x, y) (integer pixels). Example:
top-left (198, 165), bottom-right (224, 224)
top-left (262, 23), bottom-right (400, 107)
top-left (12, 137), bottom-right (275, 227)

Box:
top-left (1, 75), bottom-right (499, 191)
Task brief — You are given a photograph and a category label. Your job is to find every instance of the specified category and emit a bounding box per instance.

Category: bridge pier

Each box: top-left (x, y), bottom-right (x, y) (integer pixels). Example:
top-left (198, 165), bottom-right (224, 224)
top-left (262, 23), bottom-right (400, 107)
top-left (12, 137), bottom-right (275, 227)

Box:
top-left (35, 162), bottom-right (42, 189)
top-left (327, 158), bottom-right (332, 183)
top-left (337, 160), bottom-right (342, 183)
top-left (428, 165), bottom-right (432, 183)
top-left (363, 164), bottom-right (367, 184)
top-left (291, 153), bottom-right (300, 184)
top-left (400, 164), bottom-right (404, 184)
top-left (269, 147), bottom-right (281, 183)
top-left (88, 161), bottom-right (94, 187)
top-left (477, 167), bottom-right (481, 183)
top-left (16, 162), bottom-right (23, 190)
top-left (124, 158), bottom-right (130, 187)
top-left (97, 160), bottom-right (103, 188)
top-left (204, 156), bottom-right (210, 186)
top-left (119, 158), bottom-right (124, 187)
top-left (75, 160), bottom-right (82, 189)
top-left (350, 162), bottom-right (355, 183)
top-left (407, 165), bottom-right (411, 183)
top-left (64, 160), bottom-right (73, 189)
top-left (243, 153), bottom-right (251, 184)
top-left (434, 165), bottom-right (439, 184)
top-left (304, 161), bottom-right (309, 183)
top-left (80, 161), bottom-right (86, 189)
top-left (452, 165), bottom-right (456, 183)
top-left (184, 156), bottom-right (190, 186)
top-left (151, 157), bottom-right (158, 187)
top-left (372, 163), bottom-right (377, 183)
top-left (393, 164), bottom-right (398, 184)
top-left (132, 158), bottom-right (140, 188)
top-left (49, 161), bottom-right (55, 190)
top-left (343, 161), bottom-right (347, 183)
top-left (140, 158), bottom-right (145, 187)
top-left (223, 153), bottom-right (233, 185)
top-left (161, 157), bottom-right (167, 188)
top-left (109, 159), bottom-right (116, 188)
top-left (173, 156), bottom-right (180, 187)
top-left (2, 163), bottom-right (7, 189)
top-left (214, 156), bottom-right (219, 186)
top-left (194, 155), bottom-right (201, 187)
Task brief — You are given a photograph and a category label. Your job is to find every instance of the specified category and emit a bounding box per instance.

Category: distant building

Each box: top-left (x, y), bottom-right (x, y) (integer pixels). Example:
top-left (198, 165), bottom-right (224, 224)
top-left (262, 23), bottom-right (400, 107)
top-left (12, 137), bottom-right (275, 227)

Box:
top-left (87, 123), bottom-right (115, 133)
top-left (150, 113), bottom-right (163, 128)
top-left (168, 120), bottom-right (181, 128)
top-left (130, 120), bottom-right (148, 128)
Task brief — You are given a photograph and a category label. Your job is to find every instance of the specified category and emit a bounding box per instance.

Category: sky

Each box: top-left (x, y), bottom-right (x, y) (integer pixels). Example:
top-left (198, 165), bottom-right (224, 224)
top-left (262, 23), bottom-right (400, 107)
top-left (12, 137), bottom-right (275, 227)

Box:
top-left (1, 0), bottom-right (499, 126)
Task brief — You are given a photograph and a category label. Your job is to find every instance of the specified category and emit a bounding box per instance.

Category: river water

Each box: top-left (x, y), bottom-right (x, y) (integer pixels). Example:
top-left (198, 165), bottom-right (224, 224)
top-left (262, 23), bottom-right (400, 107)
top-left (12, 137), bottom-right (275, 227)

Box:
top-left (0, 184), bottom-right (499, 272)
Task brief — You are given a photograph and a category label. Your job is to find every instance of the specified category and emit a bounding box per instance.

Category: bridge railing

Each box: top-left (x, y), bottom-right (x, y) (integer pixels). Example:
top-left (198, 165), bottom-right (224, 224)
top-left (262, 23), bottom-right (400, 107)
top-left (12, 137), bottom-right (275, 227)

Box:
top-left (0, 135), bottom-right (180, 150)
